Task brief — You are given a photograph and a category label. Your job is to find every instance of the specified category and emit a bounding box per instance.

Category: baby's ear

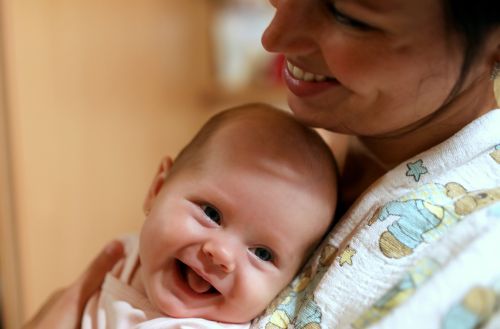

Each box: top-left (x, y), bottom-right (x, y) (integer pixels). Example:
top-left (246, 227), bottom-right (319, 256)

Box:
top-left (143, 156), bottom-right (173, 216)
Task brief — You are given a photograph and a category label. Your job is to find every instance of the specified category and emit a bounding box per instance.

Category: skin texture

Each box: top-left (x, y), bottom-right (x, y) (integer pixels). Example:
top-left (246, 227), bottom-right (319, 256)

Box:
top-left (139, 109), bottom-right (337, 323)
top-left (263, 0), bottom-right (499, 170)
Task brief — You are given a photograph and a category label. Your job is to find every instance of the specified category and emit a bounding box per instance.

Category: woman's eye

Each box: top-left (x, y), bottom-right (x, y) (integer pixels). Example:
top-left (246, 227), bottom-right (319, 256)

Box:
top-left (326, 2), bottom-right (371, 30)
top-left (251, 247), bottom-right (274, 262)
top-left (201, 205), bottom-right (221, 225)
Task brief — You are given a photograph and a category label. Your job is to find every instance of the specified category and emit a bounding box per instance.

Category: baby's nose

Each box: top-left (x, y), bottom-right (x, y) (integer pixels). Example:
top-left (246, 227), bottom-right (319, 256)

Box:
top-left (202, 240), bottom-right (235, 273)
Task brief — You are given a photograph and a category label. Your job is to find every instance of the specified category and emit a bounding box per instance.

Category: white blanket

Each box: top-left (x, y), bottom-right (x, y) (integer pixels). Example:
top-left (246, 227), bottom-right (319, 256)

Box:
top-left (253, 110), bottom-right (500, 329)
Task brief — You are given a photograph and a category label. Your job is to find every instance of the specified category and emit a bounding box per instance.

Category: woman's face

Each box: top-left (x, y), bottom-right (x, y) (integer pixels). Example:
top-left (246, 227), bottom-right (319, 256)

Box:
top-left (262, 0), bottom-right (465, 137)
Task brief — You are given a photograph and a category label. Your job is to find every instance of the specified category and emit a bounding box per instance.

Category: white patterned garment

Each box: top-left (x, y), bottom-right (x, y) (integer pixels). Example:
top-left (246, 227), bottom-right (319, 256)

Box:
top-left (82, 235), bottom-right (250, 329)
top-left (252, 109), bottom-right (500, 329)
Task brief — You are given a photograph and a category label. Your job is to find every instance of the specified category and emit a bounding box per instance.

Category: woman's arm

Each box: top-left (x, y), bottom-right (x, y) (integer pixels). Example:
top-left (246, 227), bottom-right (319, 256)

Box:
top-left (23, 240), bottom-right (124, 329)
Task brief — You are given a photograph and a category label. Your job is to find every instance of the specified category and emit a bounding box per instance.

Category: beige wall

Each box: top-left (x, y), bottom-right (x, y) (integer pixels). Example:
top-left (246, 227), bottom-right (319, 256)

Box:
top-left (1, 0), bottom-right (217, 322)
top-left (0, 29), bottom-right (22, 329)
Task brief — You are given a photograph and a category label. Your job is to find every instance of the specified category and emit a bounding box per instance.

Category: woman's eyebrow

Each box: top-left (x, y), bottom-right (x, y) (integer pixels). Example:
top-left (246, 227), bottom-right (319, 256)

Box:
top-left (347, 0), bottom-right (395, 13)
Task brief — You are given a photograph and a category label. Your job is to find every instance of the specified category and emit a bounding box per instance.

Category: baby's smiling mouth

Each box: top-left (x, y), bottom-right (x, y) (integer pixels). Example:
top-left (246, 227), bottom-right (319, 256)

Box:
top-left (177, 260), bottom-right (219, 295)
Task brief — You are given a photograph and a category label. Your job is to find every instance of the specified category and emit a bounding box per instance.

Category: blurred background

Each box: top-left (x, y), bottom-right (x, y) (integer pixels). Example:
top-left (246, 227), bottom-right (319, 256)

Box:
top-left (0, 1), bottom-right (285, 327)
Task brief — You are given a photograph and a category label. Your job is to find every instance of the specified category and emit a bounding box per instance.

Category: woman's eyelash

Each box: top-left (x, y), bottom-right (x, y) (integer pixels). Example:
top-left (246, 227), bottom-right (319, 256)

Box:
top-left (326, 2), bottom-right (371, 30)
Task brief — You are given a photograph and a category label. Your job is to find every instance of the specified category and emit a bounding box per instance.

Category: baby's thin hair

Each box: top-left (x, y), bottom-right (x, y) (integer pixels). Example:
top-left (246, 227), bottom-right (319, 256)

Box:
top-left (172, 103), bottom-right (338, 182)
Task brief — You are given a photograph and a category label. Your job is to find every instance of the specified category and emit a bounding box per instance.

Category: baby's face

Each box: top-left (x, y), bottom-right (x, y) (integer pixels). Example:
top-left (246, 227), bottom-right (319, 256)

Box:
top-left (139, 135), bottom-right (334, 323)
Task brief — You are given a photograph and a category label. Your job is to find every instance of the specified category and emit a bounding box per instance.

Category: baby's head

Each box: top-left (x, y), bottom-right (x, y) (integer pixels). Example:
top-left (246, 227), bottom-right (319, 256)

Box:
top-left (139, 103), bottom-right (337, 323)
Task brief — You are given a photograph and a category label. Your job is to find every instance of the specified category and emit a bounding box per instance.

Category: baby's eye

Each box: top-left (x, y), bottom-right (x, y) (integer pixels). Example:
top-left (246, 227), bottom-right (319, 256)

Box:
top-left (201, 204), bottom-right (222, 225)
top-left (250, 247), bottom-right (274, 262)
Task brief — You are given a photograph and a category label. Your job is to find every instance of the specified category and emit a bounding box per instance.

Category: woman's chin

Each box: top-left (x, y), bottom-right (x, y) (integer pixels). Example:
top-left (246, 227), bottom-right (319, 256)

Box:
top-left (287, 95), bottom-right (341, 131)
top-left (287, 96), bottom-right (322, 125)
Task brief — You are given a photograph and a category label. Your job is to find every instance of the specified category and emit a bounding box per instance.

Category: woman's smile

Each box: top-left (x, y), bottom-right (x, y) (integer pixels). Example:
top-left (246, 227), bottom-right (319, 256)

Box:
top-left (284, 59), bottom-right (340, 97)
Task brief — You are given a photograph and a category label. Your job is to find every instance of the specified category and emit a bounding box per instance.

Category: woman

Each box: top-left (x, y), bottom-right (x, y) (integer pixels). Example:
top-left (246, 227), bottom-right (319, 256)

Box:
top-left (25, 0), bottom-right (500, 328)
top-left (256, 1), bottom-right (500, 328)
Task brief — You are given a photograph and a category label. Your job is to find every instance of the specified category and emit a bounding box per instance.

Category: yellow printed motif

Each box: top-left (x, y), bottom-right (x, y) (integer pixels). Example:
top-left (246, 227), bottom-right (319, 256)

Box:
top-left (490, 144), bottom-right (500, 164)
top-left (339, 246), bottom-right (356, 267)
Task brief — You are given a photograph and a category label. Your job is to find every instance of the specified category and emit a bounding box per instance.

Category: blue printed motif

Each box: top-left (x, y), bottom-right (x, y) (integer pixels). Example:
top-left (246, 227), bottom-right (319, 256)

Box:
top-left (405, 159), bottom-right (428, 182)
top-left (442, 304), bottom-right (482, 329)
top-left (488, 203), bottom-right (500, 217)
top-left (381, 199), bottom-right (443, 249)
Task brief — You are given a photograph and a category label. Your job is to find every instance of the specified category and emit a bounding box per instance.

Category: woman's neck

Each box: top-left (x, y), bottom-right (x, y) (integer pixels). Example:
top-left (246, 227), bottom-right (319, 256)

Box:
top-left (335, 79), bottom-right (497, 215)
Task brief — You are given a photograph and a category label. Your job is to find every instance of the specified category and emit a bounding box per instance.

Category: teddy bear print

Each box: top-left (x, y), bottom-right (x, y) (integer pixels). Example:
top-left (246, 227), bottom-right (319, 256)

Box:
top-left (369, 183), bottom-right (500, 259)
top-left (446, 182), bottom-right (500, 216)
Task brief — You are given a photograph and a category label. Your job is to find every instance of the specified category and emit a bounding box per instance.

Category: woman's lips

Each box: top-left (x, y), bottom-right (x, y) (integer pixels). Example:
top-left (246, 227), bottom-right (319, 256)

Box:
top-left (283, 62), bottom-right (339, 97)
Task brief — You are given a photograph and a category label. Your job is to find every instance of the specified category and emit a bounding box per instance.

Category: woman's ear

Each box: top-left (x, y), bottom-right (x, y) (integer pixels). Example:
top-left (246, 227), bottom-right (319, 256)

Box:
top-left (143, 156), bottom-right (173, 216)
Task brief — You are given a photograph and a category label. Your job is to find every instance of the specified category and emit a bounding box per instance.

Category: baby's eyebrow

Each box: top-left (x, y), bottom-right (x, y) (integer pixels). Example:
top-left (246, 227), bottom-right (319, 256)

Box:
top-left (197, 183), bottom-right (235, 213)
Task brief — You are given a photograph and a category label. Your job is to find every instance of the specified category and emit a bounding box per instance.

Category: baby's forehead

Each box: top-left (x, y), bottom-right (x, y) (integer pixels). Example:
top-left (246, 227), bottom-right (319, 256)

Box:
top-left (199, 106), bottom-right (337, 196)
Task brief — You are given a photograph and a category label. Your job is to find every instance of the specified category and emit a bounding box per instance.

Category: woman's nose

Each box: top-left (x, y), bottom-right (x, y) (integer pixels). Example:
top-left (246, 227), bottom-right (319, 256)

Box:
top-left (202, 240), bottom-right (236, 273)
top-left (261, 0), bottom-right (319, 55)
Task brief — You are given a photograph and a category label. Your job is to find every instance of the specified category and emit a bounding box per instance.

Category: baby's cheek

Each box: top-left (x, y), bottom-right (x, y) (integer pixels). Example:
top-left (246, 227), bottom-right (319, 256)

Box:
top-left (249, 275), bottom-right (284, 307)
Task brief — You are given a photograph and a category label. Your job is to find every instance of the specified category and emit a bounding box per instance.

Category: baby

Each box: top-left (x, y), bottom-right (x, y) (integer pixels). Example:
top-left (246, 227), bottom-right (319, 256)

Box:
top-left (82, 103), bottom-right (338, 328)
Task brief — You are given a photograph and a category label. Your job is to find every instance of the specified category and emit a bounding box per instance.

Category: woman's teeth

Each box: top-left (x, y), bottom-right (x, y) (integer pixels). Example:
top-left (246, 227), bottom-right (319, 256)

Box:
top-left (287, 61), bottom-right (328, 82)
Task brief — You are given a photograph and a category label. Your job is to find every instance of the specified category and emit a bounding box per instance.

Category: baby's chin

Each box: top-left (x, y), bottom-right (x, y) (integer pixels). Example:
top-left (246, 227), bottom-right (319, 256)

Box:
top-left (143, 274), bottom-right (251, 323)
top-left (148, 287), bottom-right (260, 324)
top-left (143, 264), bottom-right (270, 323)
top-left (153, 298), bottom-right (257, 324)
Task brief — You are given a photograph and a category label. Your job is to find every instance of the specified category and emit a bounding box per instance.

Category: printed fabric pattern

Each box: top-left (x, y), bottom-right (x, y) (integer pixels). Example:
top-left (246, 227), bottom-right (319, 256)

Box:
top-left (252, 109), bottom-right (500, 329)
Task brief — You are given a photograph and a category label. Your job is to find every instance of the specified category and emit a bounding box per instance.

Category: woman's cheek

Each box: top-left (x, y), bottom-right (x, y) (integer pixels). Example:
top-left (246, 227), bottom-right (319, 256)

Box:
top-left (322, 36), bottom-right (394, 90)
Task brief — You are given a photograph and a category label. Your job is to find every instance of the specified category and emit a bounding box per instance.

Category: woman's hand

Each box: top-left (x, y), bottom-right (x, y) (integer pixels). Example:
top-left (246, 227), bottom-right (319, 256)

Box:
top-left (22, 240), bottom-right (124, 329)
